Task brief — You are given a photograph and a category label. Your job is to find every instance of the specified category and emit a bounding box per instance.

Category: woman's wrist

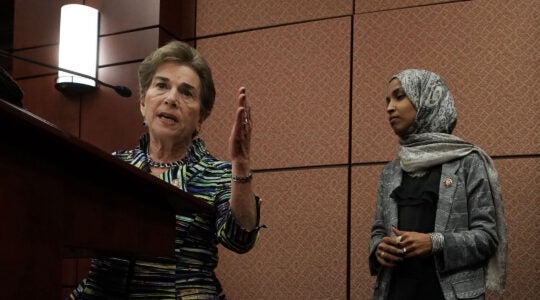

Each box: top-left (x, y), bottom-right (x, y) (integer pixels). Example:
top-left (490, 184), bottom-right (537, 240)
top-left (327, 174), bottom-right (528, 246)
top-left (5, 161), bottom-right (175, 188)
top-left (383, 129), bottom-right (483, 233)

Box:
top-left (232, 170), bottom-right (253, 183)
top-left (232, 159), bottom-right (250, 172)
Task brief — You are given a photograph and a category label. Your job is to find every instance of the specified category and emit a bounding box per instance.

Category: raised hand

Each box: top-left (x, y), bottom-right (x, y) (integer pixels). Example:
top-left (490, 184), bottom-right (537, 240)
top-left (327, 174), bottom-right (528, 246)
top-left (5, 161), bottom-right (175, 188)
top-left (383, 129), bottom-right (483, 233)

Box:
top-left (229, 86), bottom-right (252, 167)
top-left (228, 86), bottom-right (257, 230)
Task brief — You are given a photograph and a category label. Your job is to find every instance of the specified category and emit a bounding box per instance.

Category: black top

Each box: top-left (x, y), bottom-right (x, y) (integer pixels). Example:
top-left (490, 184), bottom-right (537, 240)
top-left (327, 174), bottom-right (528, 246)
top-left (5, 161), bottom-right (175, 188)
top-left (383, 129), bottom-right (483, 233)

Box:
top-left (387, 166), bottom-right (445, 300)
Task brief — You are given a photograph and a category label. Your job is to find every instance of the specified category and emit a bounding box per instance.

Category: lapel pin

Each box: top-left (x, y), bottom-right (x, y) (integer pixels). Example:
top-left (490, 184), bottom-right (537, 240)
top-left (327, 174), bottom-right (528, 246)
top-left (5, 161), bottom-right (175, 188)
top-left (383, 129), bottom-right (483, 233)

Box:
top-left (443, 178), bottom-right (453, 187)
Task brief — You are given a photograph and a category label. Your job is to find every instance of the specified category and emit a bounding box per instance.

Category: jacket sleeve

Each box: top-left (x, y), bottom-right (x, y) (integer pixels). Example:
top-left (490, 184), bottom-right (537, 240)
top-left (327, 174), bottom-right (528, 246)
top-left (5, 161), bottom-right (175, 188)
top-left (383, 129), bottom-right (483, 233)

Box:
top-left (214, 178), bottom-right (262, 254)
top-left (368, 165), bottom-right (392, 276)
top-left (437, 152), bottom-right (499, 273)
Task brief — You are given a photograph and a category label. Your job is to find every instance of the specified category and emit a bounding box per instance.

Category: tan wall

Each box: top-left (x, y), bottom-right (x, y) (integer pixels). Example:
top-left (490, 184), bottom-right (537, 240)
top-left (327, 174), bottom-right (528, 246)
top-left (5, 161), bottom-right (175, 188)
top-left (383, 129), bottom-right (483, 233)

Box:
top-left (198, 1), bottom-right (539, 299)
top-left (10, 0), bottom-right (539, 299)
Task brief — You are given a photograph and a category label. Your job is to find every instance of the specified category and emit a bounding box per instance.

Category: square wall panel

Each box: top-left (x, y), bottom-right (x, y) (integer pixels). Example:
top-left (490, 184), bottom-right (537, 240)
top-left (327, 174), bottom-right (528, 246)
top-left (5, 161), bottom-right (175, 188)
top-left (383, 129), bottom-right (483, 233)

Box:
top-left (12, 46), bottom-right (58, 78)
top-left (90, 0), bottom-right (194, 39)
top-left (487, 158), bottom-right (540, 299)
top-left (99, 28), bottom-right (160, 66)
top-left (352, 0), bottom-right (540, 164)
top-left (198, 17), bottom-right (351, 169)
top-left (87, 0), bottom-right (160, 35)
top-left (160, 0), bottom-right (196, 40)
top-left (197, 0), bottom-right (352, 36)
top-left (14, 0), bottom-right (74, 48)
top-left (80, 62), bottom-right (143, 153)
top-left (350, 164), bottom-right (385, 299)
top-left (355, 0), bottom-right (462, 14)
top-left (16, 75), bottom-right (80, 137)
top-left (216, 167), bottom-right (348, 299)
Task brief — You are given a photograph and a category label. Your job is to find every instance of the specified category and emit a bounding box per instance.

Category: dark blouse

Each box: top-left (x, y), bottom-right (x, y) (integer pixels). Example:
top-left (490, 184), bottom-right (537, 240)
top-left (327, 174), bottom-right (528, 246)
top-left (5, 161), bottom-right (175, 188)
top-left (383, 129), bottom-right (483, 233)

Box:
top-left (387, 166), bottom-right (445, 300)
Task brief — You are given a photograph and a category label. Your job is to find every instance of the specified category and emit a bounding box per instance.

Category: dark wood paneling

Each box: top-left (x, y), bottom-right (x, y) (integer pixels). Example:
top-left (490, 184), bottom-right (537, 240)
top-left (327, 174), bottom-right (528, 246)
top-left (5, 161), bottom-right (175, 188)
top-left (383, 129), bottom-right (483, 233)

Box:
top-left (11, 46), bottom-right (58, 78)
top-left (76, 258), bottom-right (92, 281)
top-left (61, 258), bottom-right (77, 286)
top-left (80, 62), bottom-right (143, 153)
top-left (13, 0), bottom-right (79, 48)
top-left (0, 0), bottom-right (14, 71)
top-left (160, 0), bottom-right (196, 40)
top-left (16, 75), bottom-right (81, 136)
top-left (99, 28), bottom-right (159, 66)
top-left (159, 28), bottom-right (180, 45)
top-left (87, 0), bottom-right (160, 35)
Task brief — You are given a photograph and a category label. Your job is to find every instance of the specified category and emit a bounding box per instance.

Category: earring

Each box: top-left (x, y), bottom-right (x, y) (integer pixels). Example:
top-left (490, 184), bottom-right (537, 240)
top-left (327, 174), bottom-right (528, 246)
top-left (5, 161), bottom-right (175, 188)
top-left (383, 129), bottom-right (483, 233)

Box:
top-left (142, 119), bottom-right (147, 126)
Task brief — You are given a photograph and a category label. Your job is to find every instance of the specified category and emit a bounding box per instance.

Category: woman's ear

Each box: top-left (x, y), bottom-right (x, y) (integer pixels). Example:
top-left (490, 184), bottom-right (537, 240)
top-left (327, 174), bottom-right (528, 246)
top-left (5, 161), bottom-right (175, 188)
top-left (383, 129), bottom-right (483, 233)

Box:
top-left (139, 97), bottom-right (146, 117)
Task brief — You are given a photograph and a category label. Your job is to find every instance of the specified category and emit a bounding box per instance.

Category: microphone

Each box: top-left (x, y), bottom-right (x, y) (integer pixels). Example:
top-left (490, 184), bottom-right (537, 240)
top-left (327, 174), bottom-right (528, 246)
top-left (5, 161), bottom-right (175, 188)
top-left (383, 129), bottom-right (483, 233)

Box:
top-left (111, 85), bottom-right (132, 98)
top-left (0, 49), bottom-right (132, 98)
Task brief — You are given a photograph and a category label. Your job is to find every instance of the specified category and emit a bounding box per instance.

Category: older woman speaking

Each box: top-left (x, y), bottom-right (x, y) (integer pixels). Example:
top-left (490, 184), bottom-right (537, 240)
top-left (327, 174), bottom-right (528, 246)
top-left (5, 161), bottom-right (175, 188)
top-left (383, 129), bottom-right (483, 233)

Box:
top-left (69, 41), bottom-right (263, 299)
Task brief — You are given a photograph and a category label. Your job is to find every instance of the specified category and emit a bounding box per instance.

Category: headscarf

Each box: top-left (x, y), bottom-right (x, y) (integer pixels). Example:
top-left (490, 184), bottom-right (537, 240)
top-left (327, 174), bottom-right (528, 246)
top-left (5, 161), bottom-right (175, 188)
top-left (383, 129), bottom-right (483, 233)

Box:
top-left (393, 69), bottom-right (457, 135)
top-left (391, 69), bottom-right (507, 292)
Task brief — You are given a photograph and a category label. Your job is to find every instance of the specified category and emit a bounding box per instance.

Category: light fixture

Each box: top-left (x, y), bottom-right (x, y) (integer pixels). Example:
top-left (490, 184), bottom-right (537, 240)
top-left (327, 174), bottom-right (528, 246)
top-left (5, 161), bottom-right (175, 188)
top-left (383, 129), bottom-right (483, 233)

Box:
top-left (55, 4), bottom-right (99, 95)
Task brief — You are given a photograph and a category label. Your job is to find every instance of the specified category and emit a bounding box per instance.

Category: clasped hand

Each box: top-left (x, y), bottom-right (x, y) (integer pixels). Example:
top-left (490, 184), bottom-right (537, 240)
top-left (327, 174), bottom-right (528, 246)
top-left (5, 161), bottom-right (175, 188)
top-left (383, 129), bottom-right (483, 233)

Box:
top-left (375, 227), bottom-right (433, 267)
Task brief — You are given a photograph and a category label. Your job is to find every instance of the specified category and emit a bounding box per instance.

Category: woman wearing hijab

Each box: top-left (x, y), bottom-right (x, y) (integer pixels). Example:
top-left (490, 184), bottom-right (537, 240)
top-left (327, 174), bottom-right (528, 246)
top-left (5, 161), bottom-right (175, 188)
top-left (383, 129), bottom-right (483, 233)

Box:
top-left (368, 69), bottom-right (507, 300)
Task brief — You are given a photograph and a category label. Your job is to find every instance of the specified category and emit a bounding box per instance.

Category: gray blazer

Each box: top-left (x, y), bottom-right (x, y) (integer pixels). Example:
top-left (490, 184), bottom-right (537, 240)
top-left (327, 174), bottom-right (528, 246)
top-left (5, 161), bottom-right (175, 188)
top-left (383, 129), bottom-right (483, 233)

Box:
top-left (369, 152), bottom-right (499, 300)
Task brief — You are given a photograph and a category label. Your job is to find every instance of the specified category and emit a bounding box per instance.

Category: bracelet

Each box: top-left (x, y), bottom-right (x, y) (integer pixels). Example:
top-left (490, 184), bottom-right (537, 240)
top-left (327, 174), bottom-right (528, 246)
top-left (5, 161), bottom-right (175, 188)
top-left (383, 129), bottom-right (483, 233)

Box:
top-left (232, 171), bottom-right (252, 183)
top-left (429, 232), bottom-right (444, 253)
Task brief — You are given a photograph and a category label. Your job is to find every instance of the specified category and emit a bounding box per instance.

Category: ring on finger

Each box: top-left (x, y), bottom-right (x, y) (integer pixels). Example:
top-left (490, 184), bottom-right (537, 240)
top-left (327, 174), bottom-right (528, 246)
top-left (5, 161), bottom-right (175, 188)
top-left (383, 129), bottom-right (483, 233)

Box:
top-left (402, 247), bottom-right (407, 254)
top-left (381, 251), bottom-right (385, 258)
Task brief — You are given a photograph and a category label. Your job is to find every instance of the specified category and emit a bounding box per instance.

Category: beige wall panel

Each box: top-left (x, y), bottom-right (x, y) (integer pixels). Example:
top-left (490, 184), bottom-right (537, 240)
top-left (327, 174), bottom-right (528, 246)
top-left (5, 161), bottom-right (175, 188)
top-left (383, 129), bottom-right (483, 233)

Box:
top-left (79, 63), bottom-right (143, 153)
top-left (86, 0), bottom-right (159, 35)
top-left (356, 0), bottom-right (462, 14)
top-left (198, 17), bottom-right (351, 169)
top-left (13, 0), bottom-right (78, 48)
top-left (216, 168), bottom-right (348, 299)
top-left (486, 157), bottom-right (540, 299)
top-left (350, 164), bottom-right (383, 299)
top-left (352, 0), bottom-right (539, 164)
top-left (16, 75), bottom-right (80, 136)
top-left (99, 28), bottom-right (160, 66)
top-left (197, 0), bottom-right (352, 36)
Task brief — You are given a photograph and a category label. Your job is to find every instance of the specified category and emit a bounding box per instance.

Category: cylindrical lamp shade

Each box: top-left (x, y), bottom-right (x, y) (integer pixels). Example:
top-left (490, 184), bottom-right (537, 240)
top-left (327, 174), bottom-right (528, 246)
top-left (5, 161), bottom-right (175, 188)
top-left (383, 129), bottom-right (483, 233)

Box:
top-left (56, 4), bottom-right (99, 92)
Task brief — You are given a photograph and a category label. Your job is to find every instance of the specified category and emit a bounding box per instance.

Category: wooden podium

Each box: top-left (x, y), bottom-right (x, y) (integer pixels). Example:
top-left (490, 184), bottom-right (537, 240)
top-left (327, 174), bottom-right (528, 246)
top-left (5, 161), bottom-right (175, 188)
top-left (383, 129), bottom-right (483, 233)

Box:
top-left (0, 99), bottom-right (214, 299)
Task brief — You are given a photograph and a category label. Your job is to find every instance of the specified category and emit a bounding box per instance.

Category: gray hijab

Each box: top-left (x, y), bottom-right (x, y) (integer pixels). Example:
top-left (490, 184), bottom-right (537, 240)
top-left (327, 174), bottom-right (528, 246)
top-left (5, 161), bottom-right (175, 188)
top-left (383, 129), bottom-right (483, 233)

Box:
top-left (394, 69), bottom-right (457, 135)
top-left (392, 69), bottom-right (507, 292)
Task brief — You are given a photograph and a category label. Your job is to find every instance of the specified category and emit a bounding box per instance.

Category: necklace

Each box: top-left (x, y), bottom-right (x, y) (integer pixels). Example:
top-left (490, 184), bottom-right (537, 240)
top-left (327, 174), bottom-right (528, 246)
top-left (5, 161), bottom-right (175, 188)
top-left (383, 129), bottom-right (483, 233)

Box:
top-left (146, 153), bottom-right (184, 168)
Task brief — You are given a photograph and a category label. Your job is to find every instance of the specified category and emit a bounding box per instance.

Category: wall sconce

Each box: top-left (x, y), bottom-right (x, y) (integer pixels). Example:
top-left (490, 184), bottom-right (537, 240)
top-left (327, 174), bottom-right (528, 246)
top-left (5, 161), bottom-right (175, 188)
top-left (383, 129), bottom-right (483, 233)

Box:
top-left (55, 4), bottom-right (99, 95)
